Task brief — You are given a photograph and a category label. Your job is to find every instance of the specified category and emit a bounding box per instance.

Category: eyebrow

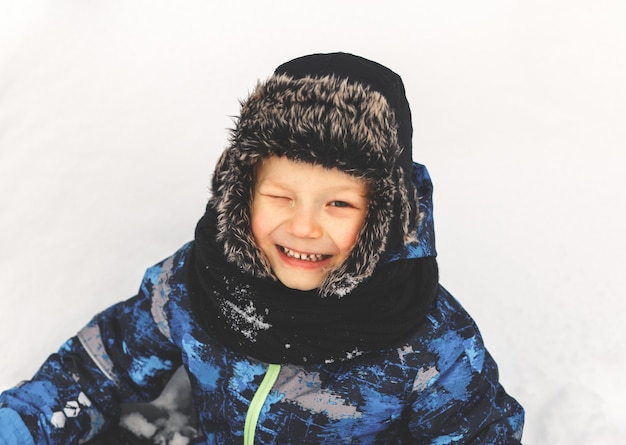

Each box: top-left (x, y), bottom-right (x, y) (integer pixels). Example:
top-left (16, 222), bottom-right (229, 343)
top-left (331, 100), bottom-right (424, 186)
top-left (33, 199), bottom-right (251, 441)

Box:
top-left (258, 178), bottom-right (367, 195)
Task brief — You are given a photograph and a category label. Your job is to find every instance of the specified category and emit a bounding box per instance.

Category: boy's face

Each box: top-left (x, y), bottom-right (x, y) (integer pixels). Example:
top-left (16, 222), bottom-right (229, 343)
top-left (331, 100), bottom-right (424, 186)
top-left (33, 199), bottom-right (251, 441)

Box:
top-left (251, 156), bottom-right (369, 291)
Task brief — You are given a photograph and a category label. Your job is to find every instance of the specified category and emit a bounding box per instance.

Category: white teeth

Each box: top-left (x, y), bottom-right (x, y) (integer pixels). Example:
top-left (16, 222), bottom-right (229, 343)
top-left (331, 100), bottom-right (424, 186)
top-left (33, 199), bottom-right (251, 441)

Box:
top-left (281, 247), bottom-right (325, 262)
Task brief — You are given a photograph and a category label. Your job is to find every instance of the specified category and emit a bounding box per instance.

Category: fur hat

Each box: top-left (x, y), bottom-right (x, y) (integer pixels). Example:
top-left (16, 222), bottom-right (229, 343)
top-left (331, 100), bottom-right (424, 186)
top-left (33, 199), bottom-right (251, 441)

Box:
top-left (209, 52), bottom-right (418, 297)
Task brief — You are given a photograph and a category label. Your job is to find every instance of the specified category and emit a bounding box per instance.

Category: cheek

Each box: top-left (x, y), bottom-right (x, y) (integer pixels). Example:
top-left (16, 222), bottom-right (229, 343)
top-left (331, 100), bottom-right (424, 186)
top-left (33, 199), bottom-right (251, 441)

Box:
top-left (250, 203), bottom-right (274, 247)
top-left (250, 209), bottom-right (264, 244)
top-left (333, 217), bottom-right (366, 254)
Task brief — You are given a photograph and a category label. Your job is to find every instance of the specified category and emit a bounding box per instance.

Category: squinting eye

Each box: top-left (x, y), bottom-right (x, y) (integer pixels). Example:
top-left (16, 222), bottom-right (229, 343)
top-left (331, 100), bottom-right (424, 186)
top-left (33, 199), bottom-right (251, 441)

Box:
top-left (329, 201), bottom-right (351, 208)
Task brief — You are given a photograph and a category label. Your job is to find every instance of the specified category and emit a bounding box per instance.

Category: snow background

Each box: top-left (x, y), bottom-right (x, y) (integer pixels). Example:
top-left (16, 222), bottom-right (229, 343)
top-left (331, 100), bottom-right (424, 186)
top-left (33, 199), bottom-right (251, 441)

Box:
top-left (1, 0), bottom-right (624, 443)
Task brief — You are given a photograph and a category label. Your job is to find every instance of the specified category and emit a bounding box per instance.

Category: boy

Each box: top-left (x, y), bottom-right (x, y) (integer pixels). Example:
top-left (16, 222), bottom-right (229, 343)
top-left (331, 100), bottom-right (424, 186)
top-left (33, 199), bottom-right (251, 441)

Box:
top-left (0, 52), bottom-right (524, 444)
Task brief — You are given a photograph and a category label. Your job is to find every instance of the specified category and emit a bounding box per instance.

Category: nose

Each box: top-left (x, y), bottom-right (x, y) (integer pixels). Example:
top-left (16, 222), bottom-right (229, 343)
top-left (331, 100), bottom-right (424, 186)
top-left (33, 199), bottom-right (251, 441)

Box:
top-left (287, 205), bottom-right (322, 238)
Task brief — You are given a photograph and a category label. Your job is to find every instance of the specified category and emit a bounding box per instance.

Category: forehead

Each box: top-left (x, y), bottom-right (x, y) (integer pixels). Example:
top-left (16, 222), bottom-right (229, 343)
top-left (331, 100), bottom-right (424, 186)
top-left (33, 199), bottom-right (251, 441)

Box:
top-left (254, 156), bottom-right (368, 192)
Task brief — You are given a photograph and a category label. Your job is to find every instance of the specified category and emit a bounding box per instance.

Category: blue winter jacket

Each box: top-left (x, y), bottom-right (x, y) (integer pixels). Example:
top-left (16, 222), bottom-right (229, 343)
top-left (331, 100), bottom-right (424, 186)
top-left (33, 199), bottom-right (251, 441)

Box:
top-left (0, 165), bottom-right (524, 444)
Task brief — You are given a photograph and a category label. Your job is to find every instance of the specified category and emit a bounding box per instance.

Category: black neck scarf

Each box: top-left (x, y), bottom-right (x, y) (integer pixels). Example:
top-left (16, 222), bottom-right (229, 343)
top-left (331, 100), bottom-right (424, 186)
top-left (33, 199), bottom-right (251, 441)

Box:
top-left (186, 207), bottom-right (439, 365)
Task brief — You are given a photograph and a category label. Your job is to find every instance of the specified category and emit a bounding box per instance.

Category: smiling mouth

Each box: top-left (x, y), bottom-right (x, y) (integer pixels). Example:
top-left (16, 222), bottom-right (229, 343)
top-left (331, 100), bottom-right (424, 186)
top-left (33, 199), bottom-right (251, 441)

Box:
top-left (279, 246), bottom-right (330, 262)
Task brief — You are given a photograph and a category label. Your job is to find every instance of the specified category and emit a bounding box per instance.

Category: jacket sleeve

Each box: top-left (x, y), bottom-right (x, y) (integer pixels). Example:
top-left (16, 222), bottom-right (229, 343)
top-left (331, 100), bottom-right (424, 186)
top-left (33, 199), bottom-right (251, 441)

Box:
top-left (0, 258), bottom-right (183, 444)
top-left (407, 290), bottom-right (525, 444)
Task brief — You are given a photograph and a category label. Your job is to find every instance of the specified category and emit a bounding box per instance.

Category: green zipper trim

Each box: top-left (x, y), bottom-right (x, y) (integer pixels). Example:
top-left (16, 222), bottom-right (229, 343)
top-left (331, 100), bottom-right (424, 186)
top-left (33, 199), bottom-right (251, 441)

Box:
top-left (243, 363), bottom-right (281, 445)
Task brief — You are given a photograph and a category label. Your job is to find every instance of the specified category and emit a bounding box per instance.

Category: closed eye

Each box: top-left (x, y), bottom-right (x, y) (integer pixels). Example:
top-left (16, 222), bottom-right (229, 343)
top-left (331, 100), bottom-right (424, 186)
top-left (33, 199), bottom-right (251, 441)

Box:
top-left (263, 195), bottom-right (293, 207)
top-left (262, 193), bottom-right (290, 200)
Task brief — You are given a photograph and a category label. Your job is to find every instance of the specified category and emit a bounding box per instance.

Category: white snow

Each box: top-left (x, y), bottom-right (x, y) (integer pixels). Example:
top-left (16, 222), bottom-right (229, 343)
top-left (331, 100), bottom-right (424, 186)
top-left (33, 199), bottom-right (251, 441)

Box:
top-left (1, 1), bottom-right (625, 443)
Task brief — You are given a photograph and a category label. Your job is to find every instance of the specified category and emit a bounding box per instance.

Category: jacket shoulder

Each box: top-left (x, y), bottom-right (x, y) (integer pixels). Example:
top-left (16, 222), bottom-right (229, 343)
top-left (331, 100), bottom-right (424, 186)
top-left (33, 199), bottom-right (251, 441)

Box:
top-left (396, 286), bottom-right (524, 442)
top-left (399, 285), bottom-right (487, 367)
top-left (389, 286), bottom-right (494, 409)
